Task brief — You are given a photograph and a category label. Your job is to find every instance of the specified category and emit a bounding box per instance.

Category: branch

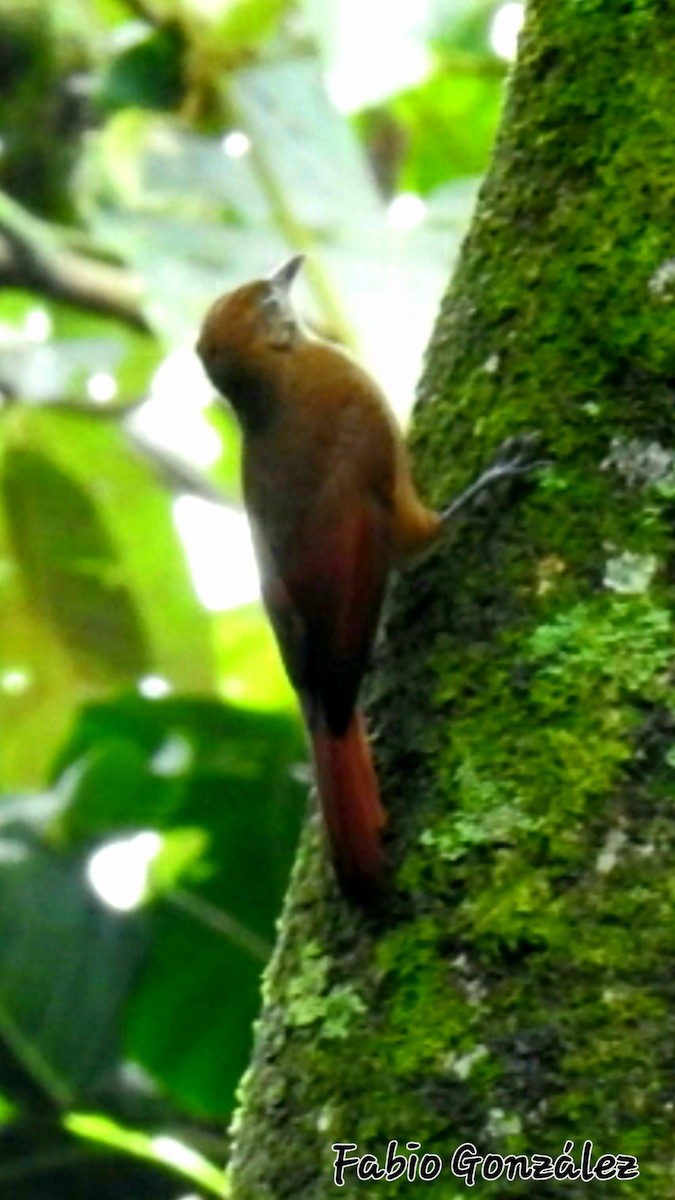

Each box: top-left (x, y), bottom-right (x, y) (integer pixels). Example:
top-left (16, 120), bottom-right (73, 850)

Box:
top-left (0, 192), bottom-right (150, 332)
top-left (125, 426), bottom-right (232, 506)
top-left (40, 398), bottom-right (232, 507)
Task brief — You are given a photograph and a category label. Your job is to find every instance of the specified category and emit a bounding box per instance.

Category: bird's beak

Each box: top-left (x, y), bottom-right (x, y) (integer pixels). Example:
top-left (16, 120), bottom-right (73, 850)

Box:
top-left (268, 254), bottom-right (304, 292)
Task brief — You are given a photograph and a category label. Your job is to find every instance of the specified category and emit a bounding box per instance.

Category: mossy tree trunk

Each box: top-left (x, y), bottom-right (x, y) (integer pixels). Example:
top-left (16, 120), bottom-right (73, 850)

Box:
top-left (227, 2), bottom-right (675, 1195)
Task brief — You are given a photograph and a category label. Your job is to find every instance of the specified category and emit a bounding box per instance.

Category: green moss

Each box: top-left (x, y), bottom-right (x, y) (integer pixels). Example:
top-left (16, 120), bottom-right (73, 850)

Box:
top-left (284, 940), bottom-right (367, 1038)
top-left (375, 920), bottom-right (484, 1076)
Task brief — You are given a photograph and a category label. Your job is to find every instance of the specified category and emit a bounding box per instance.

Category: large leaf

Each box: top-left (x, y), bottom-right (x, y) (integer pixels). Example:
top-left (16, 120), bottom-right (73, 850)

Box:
top-left (53, 693), bottom-right (305, 1117)
top-left (0, 487), bottom-right (81, 788)
top-left (392, 69), bottom-right (503, 193)
top-left (0, 836), bottom-right (142, 1106)
top-left (213, 0), bottom-right (293, 46)
top-left (214, 602), bottom-right (294, 711)
top-left (99, 26), bottom-right (185, 114)
top-left (0, 398), bottom-right (218, 787)
top-left (4, 407), bottom-right (216, 690)
top-left (54, 694), bottom-right (304, 934)
top-left (125, 901), bottom-right (264, 1118)
top-left (2, 444), bottom-right (149, 679)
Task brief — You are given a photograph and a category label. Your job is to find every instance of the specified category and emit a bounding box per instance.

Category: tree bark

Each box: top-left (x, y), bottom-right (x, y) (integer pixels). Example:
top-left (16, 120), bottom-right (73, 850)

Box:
top-left (227, 1), bottom-right (675, 1195)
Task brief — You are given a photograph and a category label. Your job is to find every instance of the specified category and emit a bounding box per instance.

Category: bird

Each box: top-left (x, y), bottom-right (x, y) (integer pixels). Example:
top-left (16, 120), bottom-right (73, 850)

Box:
top-left (196, 256), bottom-right (540, 901)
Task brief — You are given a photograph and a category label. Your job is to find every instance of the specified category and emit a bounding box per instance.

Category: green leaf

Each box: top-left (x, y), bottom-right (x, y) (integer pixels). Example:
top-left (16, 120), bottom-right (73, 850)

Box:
top-left (99, 27), bottom-right (185, 114)
top-left (215, 603), bottom-right (294, 710)
top-left (53, 693), bottom-right (305, 1116)
top-left (53, 738), bottom-right (167, 839)
top-left (147, 828), bottom-right (209, 895)
top-left (53, 696), bottom-right (304, 917)
top-left (2, 445), bottom-right (149, 679)
top-left (7, 408), bottom-right (216, 691)
top-left (0, 486), bottom-right (79, 788)
top-left (0, 838), bottom-right (142, 1104)
top-left (0, 393), bottom-right (219, 787)
top-left (0, 1114), bottom-right (208, 1197)
top-left (429, 0), bottom-right (501, 57)
top-left (214, 0), bottom-right (293, 47)
top-left (65, 1111), bottom-right (228, 1196)
top-left (125, 901), bottom-right (263, 1117)
top-left (391, 69), bottom-right (503, 193)
top-left (0, 1090), bottom-right (15, 1123)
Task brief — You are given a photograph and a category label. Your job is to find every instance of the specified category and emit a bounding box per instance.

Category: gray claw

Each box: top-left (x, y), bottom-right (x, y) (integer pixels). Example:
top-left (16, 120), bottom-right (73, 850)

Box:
top-left (439, 431), bottom-right (549, 526)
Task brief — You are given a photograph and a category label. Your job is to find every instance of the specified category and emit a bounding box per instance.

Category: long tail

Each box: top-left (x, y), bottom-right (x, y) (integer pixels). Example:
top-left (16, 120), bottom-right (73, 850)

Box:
top-left (310, 711), bottom-right (386, 901)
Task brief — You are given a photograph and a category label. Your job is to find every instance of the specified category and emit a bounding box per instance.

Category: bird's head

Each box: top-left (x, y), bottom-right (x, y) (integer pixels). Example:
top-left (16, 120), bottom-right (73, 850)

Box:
top-left (196, 255), bottom-right (305, 398)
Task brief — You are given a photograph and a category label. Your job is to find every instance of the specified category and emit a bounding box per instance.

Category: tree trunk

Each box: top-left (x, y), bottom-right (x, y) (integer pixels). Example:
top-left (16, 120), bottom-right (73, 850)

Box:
top-left (227, 2), bottom-right (675, 1195)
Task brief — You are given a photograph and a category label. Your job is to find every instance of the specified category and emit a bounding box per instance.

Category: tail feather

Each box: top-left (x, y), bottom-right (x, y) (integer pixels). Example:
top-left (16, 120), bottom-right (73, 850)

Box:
top-left (311, 711), bottom-right (386, 901)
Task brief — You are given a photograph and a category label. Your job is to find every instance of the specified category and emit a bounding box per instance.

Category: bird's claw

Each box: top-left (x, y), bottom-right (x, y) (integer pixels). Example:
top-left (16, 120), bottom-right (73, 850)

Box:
top-left (486, 431), bottom-right (550, 478)
top-left (440, 431), bottom-right (549, 526)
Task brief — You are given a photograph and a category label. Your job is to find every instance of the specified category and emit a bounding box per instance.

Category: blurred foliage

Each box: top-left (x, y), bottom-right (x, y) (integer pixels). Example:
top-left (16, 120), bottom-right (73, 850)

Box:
top-left (0, 0), bottom-right (513, 1193)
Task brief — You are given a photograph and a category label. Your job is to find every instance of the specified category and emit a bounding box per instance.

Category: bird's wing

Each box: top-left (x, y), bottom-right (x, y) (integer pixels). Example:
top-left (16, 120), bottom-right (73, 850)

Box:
top-left (259, 498), bottom-right (392, 736)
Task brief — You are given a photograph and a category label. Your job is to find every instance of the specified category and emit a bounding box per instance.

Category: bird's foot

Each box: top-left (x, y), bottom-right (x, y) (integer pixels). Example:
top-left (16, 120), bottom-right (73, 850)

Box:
top-left (439, 432), bottom-right (549, 526)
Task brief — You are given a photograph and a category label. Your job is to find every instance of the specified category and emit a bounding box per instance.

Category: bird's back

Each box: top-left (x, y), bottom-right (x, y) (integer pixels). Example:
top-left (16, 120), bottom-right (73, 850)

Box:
top-left (243, 339), bottom-right (398, 555)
